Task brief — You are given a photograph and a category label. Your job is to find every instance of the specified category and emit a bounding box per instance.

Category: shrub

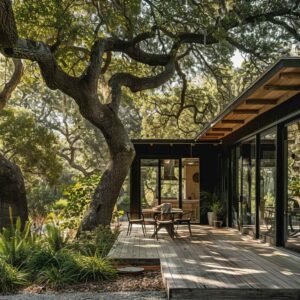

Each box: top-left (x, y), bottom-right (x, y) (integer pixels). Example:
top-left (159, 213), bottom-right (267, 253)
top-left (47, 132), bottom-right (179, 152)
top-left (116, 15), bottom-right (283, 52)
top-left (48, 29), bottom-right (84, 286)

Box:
top-left (25, 248), bottom-right (57, 280)
top-left (36, 250), bottom-right (80, 288)
top-left (70, 225), bottom-right (119, 257)
top-left (95, 226), bottom-right (119, 257)
top-left (0, 214), bottom-right (36, 267)
top-left (44, 223), bottom-right (69, 252)
top-left (74, 255), bottom-right (116, 282)
top-left (0, 261), bottom-right (29, 293)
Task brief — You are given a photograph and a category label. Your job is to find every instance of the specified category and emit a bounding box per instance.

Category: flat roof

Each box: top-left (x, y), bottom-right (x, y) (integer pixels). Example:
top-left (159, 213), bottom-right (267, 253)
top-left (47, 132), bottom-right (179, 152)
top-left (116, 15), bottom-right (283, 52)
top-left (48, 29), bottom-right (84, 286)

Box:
top-left (196, 57), bottom-right (300, 141)
top-left (131, 139), bottom-right (220, 144)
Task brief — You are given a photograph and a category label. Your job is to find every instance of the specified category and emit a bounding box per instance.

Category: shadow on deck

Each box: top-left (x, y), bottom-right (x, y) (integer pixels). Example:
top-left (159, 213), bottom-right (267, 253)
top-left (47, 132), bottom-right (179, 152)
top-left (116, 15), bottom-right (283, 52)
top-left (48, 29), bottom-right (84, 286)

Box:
top-left (108, 225), bottom-right (300, 299)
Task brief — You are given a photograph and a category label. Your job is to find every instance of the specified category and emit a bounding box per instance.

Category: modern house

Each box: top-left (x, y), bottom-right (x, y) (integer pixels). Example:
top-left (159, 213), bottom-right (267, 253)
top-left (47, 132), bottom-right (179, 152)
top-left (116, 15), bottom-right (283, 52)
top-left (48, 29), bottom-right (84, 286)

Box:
top-left (130, 57), bottom-right (300, 253)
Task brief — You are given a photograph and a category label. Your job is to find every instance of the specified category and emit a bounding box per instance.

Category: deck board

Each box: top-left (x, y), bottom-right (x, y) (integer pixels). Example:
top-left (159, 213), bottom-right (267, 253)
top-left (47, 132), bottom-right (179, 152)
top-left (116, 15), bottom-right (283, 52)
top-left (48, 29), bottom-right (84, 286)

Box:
top-left (108, 225), bottom-right (300, 299)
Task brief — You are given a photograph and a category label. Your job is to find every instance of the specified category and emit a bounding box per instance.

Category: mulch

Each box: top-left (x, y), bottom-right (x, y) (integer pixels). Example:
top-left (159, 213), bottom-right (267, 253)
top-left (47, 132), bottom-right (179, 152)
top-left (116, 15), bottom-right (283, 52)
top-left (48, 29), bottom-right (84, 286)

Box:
top-left (23, 270), bottom-right (164, 294)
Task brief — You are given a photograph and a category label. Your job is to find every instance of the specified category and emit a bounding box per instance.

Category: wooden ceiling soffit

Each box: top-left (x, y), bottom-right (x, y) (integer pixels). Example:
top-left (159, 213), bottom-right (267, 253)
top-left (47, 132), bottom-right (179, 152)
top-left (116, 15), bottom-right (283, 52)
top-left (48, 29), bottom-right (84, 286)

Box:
top-left (206, 132), bottom-right (225, 136)
top-left (245, 99), bottom-right (278, 105)
top-left (279, 72), bottom-right (300, 79)
top-left (222, 119), bottom-right (245, 124)
top-left (211, 128), bottom-right (232, 132)
top-left (233, 109), bottom-right (260, 114)
top-left (264, 85), bottom-right (300, 91)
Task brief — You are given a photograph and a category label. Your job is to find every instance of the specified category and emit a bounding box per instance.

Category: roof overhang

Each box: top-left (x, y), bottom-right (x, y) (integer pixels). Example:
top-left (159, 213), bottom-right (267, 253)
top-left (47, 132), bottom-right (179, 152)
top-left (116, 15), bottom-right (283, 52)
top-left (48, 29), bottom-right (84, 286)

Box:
top-left (196, 57), bottom-right (300, 142)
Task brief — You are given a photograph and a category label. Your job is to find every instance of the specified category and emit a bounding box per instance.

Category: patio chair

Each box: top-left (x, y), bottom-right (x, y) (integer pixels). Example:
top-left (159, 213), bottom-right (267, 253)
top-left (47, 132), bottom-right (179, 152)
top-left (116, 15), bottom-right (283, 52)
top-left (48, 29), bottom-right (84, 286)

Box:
top-left (154, 212), bottom-right (175, 240)
top-left (174, 211), bottom-right (192, 236)
top-left (126, 212), bottom-right (146, 237)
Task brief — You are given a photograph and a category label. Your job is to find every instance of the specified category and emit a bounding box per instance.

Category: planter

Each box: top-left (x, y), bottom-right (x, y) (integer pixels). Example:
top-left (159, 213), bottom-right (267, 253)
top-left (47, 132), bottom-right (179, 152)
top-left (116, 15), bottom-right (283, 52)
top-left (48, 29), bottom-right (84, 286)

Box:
top-left (213, 220), bottom-right (223, 228)
top-left (207, 212), bottom-right (216, 226)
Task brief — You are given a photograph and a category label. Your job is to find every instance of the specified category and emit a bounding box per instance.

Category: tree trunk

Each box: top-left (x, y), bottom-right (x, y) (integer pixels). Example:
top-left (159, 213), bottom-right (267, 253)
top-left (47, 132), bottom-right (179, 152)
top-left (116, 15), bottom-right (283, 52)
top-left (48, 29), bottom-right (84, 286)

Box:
top-left (79, 105), bottom-right (135, 231)
top-left (0, 153), bottom-right (28, 228)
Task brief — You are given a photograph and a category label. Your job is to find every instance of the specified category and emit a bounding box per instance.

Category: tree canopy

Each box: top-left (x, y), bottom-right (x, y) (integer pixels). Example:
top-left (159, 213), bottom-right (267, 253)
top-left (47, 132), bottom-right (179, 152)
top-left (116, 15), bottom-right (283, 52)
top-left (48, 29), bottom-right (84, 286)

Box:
top-left (0, 0), bottom-right (299, 229)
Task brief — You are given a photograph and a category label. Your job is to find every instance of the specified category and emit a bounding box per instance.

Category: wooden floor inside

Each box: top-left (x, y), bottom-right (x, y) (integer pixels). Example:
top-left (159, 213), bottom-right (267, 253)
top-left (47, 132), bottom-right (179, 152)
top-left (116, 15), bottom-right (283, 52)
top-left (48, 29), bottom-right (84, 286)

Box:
top-left (108, 225), bottom-right (300, 299)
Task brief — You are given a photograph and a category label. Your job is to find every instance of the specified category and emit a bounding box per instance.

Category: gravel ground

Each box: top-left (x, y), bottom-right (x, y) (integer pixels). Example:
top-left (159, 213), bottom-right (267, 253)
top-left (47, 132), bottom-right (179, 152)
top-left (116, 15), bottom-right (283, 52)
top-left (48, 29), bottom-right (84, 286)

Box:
top-left (0, 271), bottom-right (166, 300)
top-left (0, 291), bottom-right (167, 300)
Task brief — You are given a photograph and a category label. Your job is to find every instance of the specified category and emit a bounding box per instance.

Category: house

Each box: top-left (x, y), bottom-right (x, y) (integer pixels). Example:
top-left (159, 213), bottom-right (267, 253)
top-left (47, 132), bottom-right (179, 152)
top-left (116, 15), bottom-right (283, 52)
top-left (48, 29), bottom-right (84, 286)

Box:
top-left (129, 57), bottom-right (300, 253)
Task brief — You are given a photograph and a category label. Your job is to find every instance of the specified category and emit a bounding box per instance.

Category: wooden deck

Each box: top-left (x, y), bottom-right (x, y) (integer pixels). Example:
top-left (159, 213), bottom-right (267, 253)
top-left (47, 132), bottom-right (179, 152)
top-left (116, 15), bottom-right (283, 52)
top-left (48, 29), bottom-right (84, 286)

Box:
top-left (108, 225), bottom-right (300, 299)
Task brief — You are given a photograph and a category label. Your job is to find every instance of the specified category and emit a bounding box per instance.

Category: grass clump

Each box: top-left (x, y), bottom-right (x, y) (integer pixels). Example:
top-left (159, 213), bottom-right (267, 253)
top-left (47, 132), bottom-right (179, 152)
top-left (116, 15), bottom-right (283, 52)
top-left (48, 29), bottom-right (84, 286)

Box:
top-left (0, 260), bottom-right (29, 293)
top-left (0, 219), bottom-right (118, 293)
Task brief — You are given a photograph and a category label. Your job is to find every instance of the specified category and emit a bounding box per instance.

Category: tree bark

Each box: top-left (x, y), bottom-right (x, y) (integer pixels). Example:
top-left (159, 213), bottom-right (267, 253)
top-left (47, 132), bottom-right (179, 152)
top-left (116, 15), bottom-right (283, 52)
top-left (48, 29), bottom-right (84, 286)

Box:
top-left (0, 58), bottom-right (27, 228)
top-left (0, 153), bottom-right (28, 228)
top-left (79, 104), bottom-right (135, 230)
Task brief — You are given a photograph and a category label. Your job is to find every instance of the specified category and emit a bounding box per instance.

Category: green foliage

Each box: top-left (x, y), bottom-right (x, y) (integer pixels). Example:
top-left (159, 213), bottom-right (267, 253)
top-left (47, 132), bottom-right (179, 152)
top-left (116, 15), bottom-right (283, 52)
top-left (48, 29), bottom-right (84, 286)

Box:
top-left (44, 223), bottom-right (69, 253)
top-left (0, 107), bottom-right (62, 185)
top-left (35, 250), bottom-right (80, 288)
top-left (70, 225), bottom-right (119, 258)
top-left (211, 201), bottom-right (225, 220)
top-left (27, 183), bottom-right (62, 219)
top-left (73, 254), bottom-right (117, 282)
top-left (289, 175), bottom-right (300, 197)
top-left (0, 219), bottom-right (117, 293)
top-left (0, 215), bottom-right (35, 267)
top-left (0, 261), bottom-right (29, 293)
top-left (59, 175), bottom-right (100, 229)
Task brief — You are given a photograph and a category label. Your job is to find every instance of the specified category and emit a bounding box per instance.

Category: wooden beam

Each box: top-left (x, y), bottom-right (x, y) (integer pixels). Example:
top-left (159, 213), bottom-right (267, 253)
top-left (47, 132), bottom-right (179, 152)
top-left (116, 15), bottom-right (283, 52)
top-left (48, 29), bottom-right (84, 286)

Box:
top-left (206, 132), bottom-right (225, 136)
top-left (264, 85), bottom-right (300, 91)
top-left (279, 72), bottom-right (300, 79)
top-left (233, 109), bottom-right (259, 114)
top-left (222, 119), bottom-right (245, 124)
top-left (245, 99), bottom-right (278, 105)
top-left (211, 128), bottom-right (232, 132)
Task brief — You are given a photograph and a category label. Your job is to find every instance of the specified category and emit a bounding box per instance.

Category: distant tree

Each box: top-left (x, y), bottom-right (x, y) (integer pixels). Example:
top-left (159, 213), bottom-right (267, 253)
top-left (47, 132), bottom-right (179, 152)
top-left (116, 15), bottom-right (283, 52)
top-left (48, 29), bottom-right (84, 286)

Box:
top-left (0, 0), bottom-right (299, 231)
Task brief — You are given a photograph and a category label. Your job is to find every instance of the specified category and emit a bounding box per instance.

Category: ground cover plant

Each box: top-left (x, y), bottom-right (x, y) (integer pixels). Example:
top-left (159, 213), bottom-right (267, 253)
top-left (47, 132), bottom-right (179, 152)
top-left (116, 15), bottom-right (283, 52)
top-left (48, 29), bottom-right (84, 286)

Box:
top-left (0, 216), bottom-right (118, 294)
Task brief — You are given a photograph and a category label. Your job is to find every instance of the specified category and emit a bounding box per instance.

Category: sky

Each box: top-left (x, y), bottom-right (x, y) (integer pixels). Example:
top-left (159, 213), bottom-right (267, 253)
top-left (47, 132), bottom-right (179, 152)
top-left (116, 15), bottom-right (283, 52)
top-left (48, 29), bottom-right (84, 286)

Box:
top-left (232, 50), bottom-right (244, 69)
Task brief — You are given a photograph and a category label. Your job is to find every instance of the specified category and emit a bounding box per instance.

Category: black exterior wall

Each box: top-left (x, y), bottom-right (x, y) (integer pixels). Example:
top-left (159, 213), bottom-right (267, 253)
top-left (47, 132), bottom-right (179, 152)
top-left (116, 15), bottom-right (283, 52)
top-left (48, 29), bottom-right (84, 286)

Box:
top-left (130, 141), bottom-right (221, 224)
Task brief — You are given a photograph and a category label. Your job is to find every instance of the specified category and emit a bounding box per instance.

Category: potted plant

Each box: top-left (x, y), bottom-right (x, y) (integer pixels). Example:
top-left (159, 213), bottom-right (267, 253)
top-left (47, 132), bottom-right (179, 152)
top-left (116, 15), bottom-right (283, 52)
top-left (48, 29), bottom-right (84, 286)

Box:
top-left (211, 200), bottom-right (224, 227)
top-left (200, 192), bottom-right (219, 226)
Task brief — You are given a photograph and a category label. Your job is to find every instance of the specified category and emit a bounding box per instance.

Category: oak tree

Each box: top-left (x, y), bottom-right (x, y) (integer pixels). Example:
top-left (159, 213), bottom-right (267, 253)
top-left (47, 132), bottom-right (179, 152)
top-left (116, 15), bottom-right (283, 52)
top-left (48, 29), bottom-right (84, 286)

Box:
top-left (0, 0), bottom-right (299, 231)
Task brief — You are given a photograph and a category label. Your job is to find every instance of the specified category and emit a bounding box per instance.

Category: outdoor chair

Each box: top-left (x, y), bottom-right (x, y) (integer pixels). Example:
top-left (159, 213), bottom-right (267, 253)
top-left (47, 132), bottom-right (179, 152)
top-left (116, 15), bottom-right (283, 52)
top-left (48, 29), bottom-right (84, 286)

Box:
top-left (174, 211), bottom-right (192, 236)
top-left (126, 212), bottom-right (146, 236)
top-left (154, 212), bottom-right (175, 240)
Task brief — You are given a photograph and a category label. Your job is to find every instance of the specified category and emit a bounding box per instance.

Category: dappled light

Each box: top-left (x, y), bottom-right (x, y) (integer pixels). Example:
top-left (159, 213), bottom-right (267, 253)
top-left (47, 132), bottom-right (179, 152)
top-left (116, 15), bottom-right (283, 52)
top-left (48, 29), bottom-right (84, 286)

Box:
top-left (109, 224), bottom-right (300, 298)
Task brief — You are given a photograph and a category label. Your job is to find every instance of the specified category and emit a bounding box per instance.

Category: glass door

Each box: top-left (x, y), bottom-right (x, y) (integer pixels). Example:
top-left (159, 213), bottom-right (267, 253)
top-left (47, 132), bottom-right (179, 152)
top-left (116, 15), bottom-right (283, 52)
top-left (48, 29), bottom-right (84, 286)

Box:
top-left (285, 120), bottom-right (300, 252)
top-left (160, 159), bottom-right (180, 208)
top-left (182, 158), bottom-right (200, 223)
top-left (140, 159), bottom-right (159, 210)
top-left (240, 138), bottom-right (256, 236)
top-left (259, 128), bottom-right (277, 241)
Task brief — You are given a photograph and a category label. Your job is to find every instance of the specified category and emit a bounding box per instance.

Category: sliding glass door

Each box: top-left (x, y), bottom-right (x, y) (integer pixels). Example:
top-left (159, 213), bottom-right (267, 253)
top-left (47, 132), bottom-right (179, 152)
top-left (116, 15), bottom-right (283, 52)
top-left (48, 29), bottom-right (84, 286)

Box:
top-left (140, 158), bottom-right (200, 222)
top-left (259, 128), bottom-right (277, 241)
top-left (285, 120), bottom-right (300, 252)
top-left (240, 138), bottom-right (256, 236)
top-left (160, 159), bottom-right (180, 208)
top-left (140, 159), bottom-right (159, 210)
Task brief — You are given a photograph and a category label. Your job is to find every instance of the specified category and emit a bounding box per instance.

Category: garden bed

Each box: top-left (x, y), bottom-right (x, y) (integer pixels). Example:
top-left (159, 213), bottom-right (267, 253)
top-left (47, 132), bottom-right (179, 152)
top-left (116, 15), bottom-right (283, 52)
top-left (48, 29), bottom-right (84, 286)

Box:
top-left (22, 270), bottom-right (164, 294)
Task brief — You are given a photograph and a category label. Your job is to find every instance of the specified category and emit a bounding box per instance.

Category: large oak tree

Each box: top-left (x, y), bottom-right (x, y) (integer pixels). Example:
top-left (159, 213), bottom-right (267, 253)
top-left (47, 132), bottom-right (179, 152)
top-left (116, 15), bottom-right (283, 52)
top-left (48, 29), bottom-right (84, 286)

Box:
top-left (0, 0), bottom-right (299, 231)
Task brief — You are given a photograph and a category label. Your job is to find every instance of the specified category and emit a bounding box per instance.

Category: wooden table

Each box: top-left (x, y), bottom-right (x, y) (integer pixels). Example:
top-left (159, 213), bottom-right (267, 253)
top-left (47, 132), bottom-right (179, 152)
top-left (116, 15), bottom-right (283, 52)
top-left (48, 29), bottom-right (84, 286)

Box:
top-left (142, 208), bottom-right (183, 239)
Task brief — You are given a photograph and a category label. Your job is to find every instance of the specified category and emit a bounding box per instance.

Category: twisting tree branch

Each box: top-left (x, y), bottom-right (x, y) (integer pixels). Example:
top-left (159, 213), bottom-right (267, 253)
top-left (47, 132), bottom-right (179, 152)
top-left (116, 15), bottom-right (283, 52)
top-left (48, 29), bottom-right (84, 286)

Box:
top-left (0, 59), bottom-right (23, 111)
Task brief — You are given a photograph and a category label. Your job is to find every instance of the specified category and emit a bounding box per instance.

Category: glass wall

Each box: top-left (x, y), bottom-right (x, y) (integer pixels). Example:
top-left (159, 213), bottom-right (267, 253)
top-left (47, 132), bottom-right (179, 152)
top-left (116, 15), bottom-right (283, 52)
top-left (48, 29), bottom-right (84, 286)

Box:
top-left (285, 120), bottom-right (300, 252)
top-left (140, 158), bottom-right (200, 222)
top-left (140, 159), bottom-right (159, 210)
top-left (231, 147), bottom-right (240, 228)
top-left (259, 128), bottom-right (277, 240)
top-left (160, 159), bottom-right (180, 208)
top-left (182, 158), bottom-right (200, 222)
top-left (240, 138), bottom-right (256, 236)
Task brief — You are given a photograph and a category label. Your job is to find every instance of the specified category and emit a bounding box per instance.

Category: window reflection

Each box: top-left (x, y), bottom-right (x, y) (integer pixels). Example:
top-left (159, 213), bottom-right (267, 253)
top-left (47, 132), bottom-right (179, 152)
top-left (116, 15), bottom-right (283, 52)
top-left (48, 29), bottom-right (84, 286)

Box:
top-left (259, 128), bottom-right (277, 240)
top-left (286, 121), bottom-right (300, 252)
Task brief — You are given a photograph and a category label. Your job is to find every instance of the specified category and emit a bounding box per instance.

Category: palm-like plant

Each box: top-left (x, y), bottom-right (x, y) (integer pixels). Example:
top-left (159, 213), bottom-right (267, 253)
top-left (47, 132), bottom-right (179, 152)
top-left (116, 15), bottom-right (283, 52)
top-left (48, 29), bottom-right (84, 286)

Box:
top-left (0, 208), bottom-right (35, 266)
